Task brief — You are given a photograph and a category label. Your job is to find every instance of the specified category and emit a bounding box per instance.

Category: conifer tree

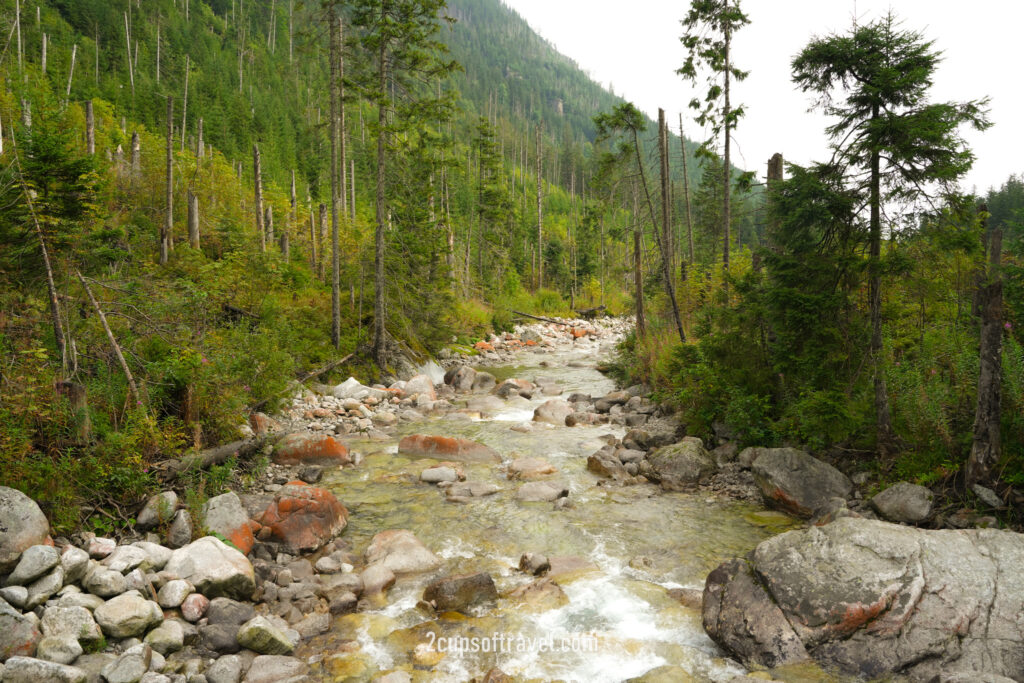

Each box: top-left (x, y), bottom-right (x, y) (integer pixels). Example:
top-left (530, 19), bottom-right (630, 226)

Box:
top-left (792, 12), bottom-right (990, 451)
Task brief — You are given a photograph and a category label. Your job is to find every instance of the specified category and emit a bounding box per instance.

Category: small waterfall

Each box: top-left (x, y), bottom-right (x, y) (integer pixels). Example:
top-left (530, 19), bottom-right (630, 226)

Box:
top-left (416, 359), bottom-right (447, 384)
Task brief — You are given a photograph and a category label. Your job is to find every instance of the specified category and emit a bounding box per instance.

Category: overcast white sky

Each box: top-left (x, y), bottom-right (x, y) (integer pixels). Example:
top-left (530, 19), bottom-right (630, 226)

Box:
top-left (500, 0), bottom-right (1021, 193)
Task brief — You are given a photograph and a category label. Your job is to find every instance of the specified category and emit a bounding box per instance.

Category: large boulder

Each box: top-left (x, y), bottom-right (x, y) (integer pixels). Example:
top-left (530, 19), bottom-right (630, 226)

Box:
top-left (702, 517), bottom-right (1024, 681)
top-left (422, 573), bottom-right (497, 612)
top-left (4, 544), bottom-right (59, 586)
top-left (202, 492), bottom-right (256, 555)
top-left (751, 448), bottom-right (852, 517)
top-left (0, 486), bottom-right (51, 574)
top-left (443, 366), bottom-right (477, 393)
top-left (257, 482), bottom-right (348, 554)
top-left (164, 536), bottom-right (256, 600)
top-left (397, 435), bottom-right (501, 463)
top-left (402, 374), bottom-right (437, 401)
top-left (645, 438), bottom-right (716, 490)
top-left (870, 482), bottom-right (934, 524)
top-left (532, 399), bottom-right (573, 426)
top-left (40, 606), bottom-right (104, 648)
top-left (331, 377), bottom-right (387, 401)
top-left (364, 530), bottom-right (441, 575)
top-left (273, 432), bottom-right (351, 467)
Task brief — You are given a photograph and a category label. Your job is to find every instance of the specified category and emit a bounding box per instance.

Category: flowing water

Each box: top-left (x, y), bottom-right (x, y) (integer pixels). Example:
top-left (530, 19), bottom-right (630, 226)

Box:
top-left (298, 334), bottom-right (801, 682)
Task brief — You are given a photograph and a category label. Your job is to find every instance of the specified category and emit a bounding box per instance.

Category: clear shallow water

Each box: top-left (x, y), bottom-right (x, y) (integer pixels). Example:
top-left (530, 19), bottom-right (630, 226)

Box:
top-left (298, 337), bottom-right (803, 682)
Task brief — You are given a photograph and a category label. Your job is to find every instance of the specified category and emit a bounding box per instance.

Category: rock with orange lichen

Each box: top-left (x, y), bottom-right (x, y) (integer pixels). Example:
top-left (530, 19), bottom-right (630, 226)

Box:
top-left (397, 435), bottom-right (500, 463)
top-left (750, 448), bottom-right (851, 518)
top-left (272, 432), bottom-right (351, 467)
top-left (257, 482), bottom-right (348, 554)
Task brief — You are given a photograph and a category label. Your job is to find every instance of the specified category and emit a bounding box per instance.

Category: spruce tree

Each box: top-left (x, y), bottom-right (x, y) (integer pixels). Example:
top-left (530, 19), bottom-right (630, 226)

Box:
top-left (792, 12), bottom-right (990, 451)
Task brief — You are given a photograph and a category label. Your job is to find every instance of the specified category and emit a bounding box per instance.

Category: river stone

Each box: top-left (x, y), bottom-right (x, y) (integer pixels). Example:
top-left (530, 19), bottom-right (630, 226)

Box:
top-left (507, 458), bottom-right (557, 480)
top-left (532, 399), bottom-right (573, 426)
top-left (870, 482), bottom-right (934, 523)
top-left (2, 656), bottom-right (86, 682)
top-left (164, 536), bottom-right (256, 600)
top-left (236, 616), bottom-right (295, 655)
top-left (26, 566), bottom-right (65, 608)
top-left (207, 597), bottom-right (254, 626)
top-left (205, 654), bottom-right (244, 683)
top-left (200, 623), bottom-right (242, 654)
top-left (420, 466), bottom-right (459, 484)
top-left (704, 517), bottom-right (1024, 681)
top-left (445, 481), bottom-right (501, 502)
top-left (273, 432), bottom-right (351, 467)
top-left (180, 593), bottom-right (209, 622)
top-left (202, 492), bottom-right (255, 555)
top-left (751, 448), bottom-right (852, 517)
top-left (103, 545), bottom-right (149, 574)
top-left (506, 578), bottom-right (569, 613)
top-left (471, 371), bottom-right (497, 393)
top-left (443, 366), bottom-right (477, 392)
top-left (144, 619), bottom-right (184, 655)
top-left (83, 565), bottom-right (127, 598)
top-left (402, 374), bottom-right (437, 401)
top-left (0, 598), bottom-right (42, 661)
top-left (0, 586), bottom-right (28, 609)
top-left (0, 487), bottom-right (51, 574)
top-left (242, 655), bottom-right (309, 683)
top-left (423, 573), bottom-right (498, 612)
top-left (514, 481), bottom-right (568, 503)
top-left (587, 450), bottom-right (630, 481)
top-left (397, 435), bottom-right (501, 463)
top-left (41, 605), bottom-right (104, 647)
top-left (59, 592), bottom-right (105, 612)
top-left (136, 492), bottom-right (179, 531)
top-left (972, 484), bottom-right (1004, 508)
top-left (37, 634), bottom-right (83, 665)
top-left (94, 591), bottom-right (163, 639)
top-left (466, 395), bottom-right (505, 414)
top-left (646, 437), bottom-right (716, 490)
top-left (360, 564), bottom-right (396, 597)
top-left (60, 546), bottom-right (90, 584)
top-left (364, 530), bottom-right (441, 575)
top-left (87, 537), bottom-right (116, 559)
top-left (102, 643), bottom-right (152, 683)
top-left (257, 482), bottom-right (348, 554)
top-left (164, 510), bottom-right (193, 549)
top-left (5, 544), bottom-right (59, 587)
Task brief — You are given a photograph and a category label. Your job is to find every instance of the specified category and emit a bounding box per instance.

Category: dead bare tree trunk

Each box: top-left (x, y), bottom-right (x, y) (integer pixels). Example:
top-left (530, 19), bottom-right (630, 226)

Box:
top-left (85, 101), bottom-right (95, 155)
top-left (679, 113), bottom-right (694, 273)
top-left (967, 208), bottom-right (1004, 486)
top-left (253, 143), bottom-right (265, 251)
top-left (308, 206), bottom-right (317, 271)
top-left (65, 44), bottom-right (77, 102)
top-left (265, 205), bottom-right (274, 245)
top-left (130, 131), bottom-right (140, 179)
top-left (632, 181), bottom-right (645, 340)
top-left (318, 202), bottom-right (327, 279)
top-left (161, 96), bottom-right (172, 264)
top-left (55, 381), bottom-right (91, 444)
top-left (536, 122), bottom-right (543, 290)
top-left (196, 117), bottom-right (203, 160)
top-left (76, 270), bottom-right (141, 406)
top-left (651, 109), bottom-right (686, 343)
top-left (187, 189), bottom-right (199, 249)
top-left (123, 12), bottom-right (134, 96)
top-left (180, 55), bottom-right (190, 151)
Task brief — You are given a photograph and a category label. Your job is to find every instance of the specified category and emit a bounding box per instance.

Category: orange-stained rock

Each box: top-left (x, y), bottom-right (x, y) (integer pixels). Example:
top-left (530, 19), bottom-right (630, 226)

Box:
top-left (249, 412), bottom-right (279, 436)
top-left (474, 341), bottom-right (495, 352)
top-left (273, 432), bottom-right (351, 466)
top-left (397, 435), bottom-right (501, 463)
top-left (524, 340), bottom-right (537, 347)
top-left (258, 482), bottom-right (348, 553)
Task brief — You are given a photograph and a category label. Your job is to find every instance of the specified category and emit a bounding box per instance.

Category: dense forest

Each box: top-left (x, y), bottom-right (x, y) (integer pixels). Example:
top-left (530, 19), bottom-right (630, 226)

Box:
top-left (0, 0), bottom-right (1020, 536)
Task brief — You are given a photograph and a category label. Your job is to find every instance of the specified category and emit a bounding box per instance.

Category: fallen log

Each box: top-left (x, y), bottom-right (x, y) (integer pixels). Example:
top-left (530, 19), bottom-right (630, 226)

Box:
top-left (511, 309), bottom-right (564, 325)
top-left (157, 432), bottom-right (286, 481)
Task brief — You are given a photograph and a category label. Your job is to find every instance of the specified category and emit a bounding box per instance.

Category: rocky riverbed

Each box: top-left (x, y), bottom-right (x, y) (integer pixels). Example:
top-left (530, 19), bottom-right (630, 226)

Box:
top-left (2, 317), bottom-right (1022, 683)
